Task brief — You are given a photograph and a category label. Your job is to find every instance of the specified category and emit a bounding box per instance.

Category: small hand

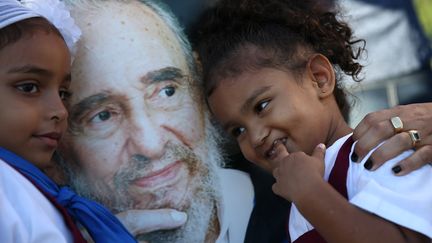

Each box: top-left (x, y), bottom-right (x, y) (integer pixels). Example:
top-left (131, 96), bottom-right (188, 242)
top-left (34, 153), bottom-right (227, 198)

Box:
top-left (116, 209), bottom-right (187, 237)
top-left (272, 143), bottom-right (326, 202)
top-left (353, 103), bottom-right (432, 175)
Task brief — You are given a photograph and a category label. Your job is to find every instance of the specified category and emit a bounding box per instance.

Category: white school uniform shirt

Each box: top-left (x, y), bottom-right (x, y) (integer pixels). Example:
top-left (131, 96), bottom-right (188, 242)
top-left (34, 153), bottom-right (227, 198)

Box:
top-left (215, 168), bottom-right (255, 243)
top-left (0, 159), bottom-right (73, 243)
top-left (289, 134), bottom-right (432, 242)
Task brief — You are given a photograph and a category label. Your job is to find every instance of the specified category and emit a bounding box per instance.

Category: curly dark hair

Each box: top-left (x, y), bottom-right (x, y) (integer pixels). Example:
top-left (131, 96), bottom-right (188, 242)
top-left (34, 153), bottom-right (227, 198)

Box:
top-left (191, 0), bottom-right (365, 121)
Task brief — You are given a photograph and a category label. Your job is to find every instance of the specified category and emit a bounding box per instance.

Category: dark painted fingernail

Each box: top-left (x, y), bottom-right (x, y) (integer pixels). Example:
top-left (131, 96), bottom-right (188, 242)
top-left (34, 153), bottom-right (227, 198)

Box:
top-left (364, 159), bottom-right (373, 170)
top-left (392, 165), bottom-right (402, 174)
top-left (351, 152), bottom-right (358, 162)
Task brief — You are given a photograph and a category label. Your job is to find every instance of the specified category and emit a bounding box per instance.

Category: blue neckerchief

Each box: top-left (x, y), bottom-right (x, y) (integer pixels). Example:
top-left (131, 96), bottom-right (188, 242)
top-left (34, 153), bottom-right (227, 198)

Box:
top-left (0, 147), bottom-right (137, 243)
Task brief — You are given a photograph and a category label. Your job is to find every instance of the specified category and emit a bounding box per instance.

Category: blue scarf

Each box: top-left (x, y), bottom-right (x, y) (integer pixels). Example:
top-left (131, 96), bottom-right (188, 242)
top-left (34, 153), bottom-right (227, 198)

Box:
top-left (0, 147), bottom-right (136, 243)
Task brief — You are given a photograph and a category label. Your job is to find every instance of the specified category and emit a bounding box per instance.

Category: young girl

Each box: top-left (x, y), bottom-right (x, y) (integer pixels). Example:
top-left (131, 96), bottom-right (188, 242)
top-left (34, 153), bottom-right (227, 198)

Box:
top-left (193, 0), bottom-right (432, 242)
top-left (0, 0), bottom-right (135, 242)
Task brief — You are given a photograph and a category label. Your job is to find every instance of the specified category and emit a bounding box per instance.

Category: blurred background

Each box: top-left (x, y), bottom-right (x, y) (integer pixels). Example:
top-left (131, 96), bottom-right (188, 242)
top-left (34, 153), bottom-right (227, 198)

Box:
top-left (162, 0), bottom-right (431, 44)
top-left (415, 0), bottom-right (432, 40)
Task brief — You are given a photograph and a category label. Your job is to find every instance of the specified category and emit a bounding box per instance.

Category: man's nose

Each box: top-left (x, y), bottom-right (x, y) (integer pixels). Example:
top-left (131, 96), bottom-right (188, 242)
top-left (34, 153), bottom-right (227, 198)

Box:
top-left (127, 116), bottom-right (166, 159)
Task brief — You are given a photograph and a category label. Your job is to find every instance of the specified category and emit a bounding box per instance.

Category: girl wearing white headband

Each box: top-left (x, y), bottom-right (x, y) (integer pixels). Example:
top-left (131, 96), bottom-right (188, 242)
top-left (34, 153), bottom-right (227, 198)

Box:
top-left (0, 1), bottom-right (136, 242)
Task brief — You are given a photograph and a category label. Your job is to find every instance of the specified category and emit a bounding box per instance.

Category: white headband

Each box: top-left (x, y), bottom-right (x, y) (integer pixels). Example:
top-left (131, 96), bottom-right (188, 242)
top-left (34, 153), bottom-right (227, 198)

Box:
top-left (0, 0), bottom-right (39, 29)
top-left (0, 0), bottom-right (81, 56)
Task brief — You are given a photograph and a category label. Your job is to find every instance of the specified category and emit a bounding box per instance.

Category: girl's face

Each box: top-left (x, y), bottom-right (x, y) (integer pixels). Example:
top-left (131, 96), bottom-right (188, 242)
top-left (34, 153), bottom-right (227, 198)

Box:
top-left (208, 67), bottom-right (333, 172)
top-left (0, 30), bottom-right (71, 169)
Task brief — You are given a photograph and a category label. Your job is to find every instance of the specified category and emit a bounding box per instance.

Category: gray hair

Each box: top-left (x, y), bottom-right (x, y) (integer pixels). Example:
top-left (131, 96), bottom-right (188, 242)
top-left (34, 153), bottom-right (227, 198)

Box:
top-left (64, 0), bottom-right (199, 84)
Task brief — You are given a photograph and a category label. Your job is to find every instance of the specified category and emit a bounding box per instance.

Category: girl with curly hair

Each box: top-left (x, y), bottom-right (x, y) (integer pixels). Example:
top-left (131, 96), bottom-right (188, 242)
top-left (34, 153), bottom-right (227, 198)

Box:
top-left (193, 0), bottom-right (432, 242)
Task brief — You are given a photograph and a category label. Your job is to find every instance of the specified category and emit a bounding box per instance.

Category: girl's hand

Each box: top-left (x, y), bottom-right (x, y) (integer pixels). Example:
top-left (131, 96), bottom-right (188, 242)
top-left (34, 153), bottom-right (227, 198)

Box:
top-left (353, 103), bottom-right (432, 175)
top-left (272, 143), bottom-right (326, 202)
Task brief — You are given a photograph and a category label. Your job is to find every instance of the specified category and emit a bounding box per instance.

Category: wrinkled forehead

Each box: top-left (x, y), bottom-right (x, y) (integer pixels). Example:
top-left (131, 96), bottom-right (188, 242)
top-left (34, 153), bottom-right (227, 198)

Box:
top-left (89, 1), bottom-right (178, 43)
top-left (70, 0), bottom-right (188, 84)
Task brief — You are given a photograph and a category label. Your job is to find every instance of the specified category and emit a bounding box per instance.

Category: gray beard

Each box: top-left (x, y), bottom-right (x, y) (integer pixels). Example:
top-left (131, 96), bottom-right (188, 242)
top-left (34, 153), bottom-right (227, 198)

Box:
top-left (137, 162), bottom-right (219, 243)
top-left (58, 118), bottom-right (225, 242)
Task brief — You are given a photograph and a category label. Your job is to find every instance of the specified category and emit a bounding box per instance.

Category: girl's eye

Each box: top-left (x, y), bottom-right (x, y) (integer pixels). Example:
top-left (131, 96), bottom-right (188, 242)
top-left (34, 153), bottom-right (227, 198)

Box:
top-left (159, 86), bottom-right (176, 97)
top-left (255, 100), bottom-right (269, 113)
top-left (231, 127), bottom-right (246, 138)
top-left (59, 90), bottom-right (72, 101)
top-left (16, 83), bottom-right (39, 93)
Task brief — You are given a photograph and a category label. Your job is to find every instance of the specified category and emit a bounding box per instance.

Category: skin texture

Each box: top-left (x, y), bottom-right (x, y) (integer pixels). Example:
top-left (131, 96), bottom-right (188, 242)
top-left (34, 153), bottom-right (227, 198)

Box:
top-left (59, 1), bottom-right (221, 242)
top-left (0, 31), bottom-right (70, 169)
top-left (353, 103), bottom-right (432, 175)
top-left (208, 52), bottom-right (429, 243)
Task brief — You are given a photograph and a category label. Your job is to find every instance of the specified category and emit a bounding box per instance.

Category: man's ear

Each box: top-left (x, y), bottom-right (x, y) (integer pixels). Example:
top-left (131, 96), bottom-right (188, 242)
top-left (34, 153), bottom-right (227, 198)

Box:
top-left (306, 53), bottom-right (336, 98)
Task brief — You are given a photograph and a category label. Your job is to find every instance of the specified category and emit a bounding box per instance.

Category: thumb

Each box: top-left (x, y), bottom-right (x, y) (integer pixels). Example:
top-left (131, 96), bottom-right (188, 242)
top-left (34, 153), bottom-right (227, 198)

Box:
top-left (274, 142), bottom-right (290, 161)
top-left (311, 143), bottom-right (326, 161)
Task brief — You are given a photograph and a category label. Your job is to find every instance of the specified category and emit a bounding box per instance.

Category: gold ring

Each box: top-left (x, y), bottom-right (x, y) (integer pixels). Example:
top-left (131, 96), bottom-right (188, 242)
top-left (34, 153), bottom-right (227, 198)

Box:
top-left (390, 116), bottom-right (403, 133)
top-left (407, 130), bottom-right (421, 147)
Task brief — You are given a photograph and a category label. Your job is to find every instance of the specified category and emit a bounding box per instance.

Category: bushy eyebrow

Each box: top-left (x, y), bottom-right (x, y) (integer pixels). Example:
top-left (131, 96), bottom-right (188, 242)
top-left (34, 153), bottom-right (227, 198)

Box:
top-left (141, 67), bottom-right (184, 85)
top-left (69, 67), bottom-right (186, 124)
